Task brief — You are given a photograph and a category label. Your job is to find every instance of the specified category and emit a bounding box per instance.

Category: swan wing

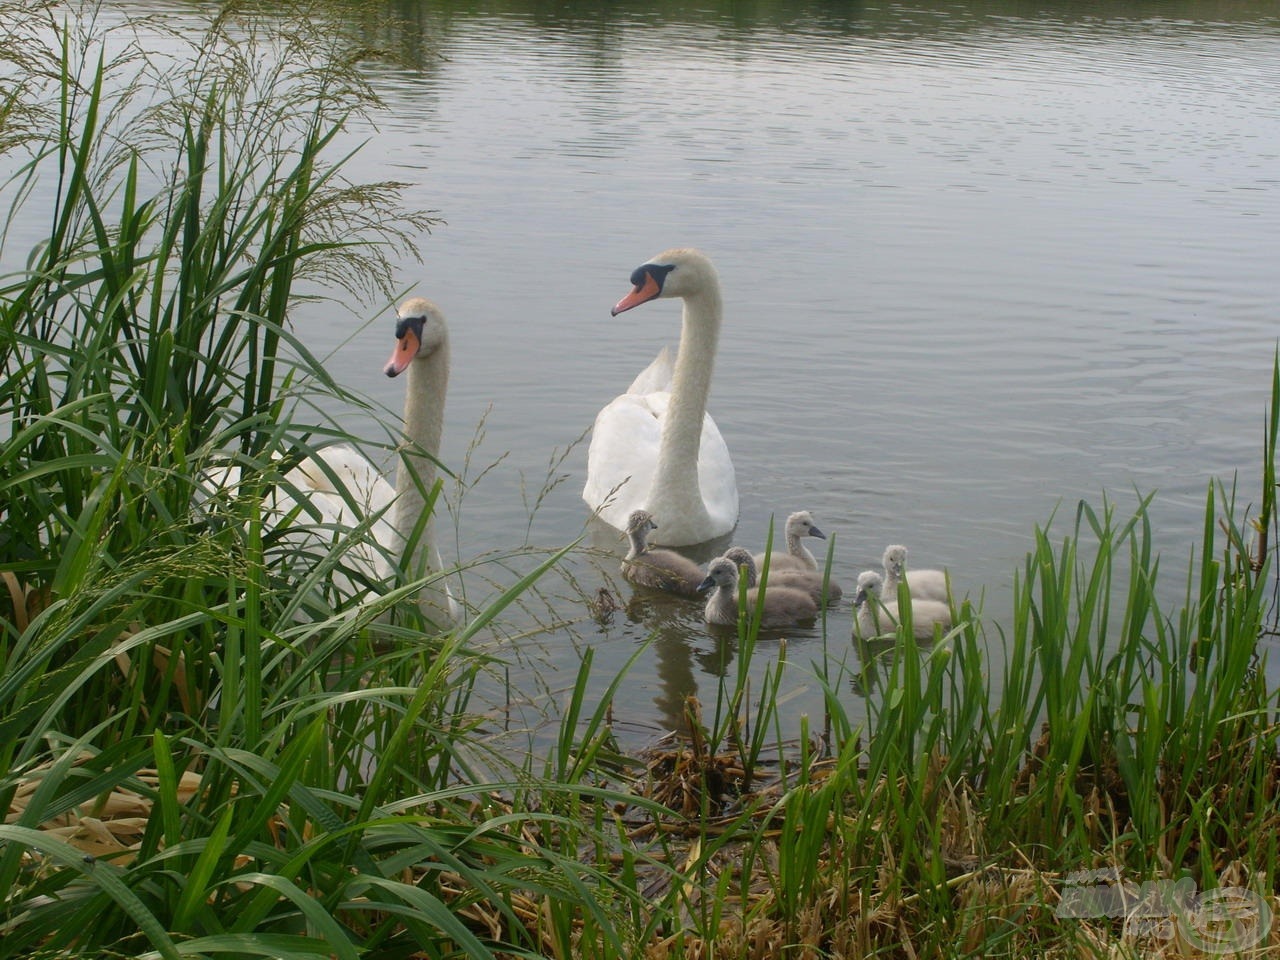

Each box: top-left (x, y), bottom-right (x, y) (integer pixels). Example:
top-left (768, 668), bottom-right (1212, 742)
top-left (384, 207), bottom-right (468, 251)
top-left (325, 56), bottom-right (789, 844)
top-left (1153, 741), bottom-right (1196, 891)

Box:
top-left (584, 390), bottom-right (666, 530)
top-left (625, 347), bottom-right (674, 395)
top-left (693, 410), bottom-right (737, 536)
top-left (290, 445), bottom-right (396, 516)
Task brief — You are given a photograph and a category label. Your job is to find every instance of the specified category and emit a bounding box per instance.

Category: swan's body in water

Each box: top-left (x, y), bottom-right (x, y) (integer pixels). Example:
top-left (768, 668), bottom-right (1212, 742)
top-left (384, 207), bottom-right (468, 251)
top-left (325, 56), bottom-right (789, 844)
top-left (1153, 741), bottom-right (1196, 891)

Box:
top-left (881, 544), bottom-right (950, 603)
top-left (699, 556), bottom-right (818, 627)
top-left (853, 570), bottom-right (951, 641)
top-left (722, 546), bottom-right (843, 605)
top-left (753, 511), bottom-right (829, 574)
top-left (202, 297), bottom-right (457, 626)
top-left (583, 248), bottom-right (738, 546)
top-left (620, 510), bottom-right (705, 599)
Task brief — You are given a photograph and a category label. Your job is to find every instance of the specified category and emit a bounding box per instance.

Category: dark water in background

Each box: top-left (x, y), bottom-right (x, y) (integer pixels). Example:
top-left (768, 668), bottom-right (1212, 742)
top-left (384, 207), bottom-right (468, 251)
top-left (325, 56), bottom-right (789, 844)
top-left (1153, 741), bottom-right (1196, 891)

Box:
top-left (21, 0), bottom-right (1280, 748)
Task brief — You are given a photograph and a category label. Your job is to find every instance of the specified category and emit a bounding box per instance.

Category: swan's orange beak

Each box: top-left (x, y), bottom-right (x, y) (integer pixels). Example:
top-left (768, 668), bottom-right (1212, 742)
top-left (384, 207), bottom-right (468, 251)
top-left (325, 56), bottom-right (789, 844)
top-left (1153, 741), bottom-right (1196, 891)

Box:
top-left (611, 271), bottom-right (662, 316)
top-left (385, 327), bottom-right (420, 378)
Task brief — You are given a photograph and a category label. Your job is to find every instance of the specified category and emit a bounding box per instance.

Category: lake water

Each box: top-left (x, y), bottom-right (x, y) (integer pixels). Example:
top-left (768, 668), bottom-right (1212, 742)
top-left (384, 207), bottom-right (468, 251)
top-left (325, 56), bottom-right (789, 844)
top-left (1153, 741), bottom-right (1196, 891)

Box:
top-left (24, 1), bottom-right (1280, 750)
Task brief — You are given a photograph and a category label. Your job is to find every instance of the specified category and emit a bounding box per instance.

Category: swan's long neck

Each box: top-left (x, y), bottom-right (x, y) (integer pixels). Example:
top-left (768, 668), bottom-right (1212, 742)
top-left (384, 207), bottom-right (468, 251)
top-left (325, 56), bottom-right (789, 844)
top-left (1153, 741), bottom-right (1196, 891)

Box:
top-left (650, 287), bottom-right (721, 523)
top-left (394, 339), bottom-right (450, 619)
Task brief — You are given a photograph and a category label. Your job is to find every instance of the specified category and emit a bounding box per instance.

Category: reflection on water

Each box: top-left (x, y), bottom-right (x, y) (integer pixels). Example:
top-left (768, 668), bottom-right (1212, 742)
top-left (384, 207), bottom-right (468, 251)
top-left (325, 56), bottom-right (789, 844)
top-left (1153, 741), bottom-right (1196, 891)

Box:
top-left (35, 0), bottom-right (1280, 750)
top-left (621, 593), bottom-right (739, 732)
top-left (362, 0), bottom-right (1279, 749)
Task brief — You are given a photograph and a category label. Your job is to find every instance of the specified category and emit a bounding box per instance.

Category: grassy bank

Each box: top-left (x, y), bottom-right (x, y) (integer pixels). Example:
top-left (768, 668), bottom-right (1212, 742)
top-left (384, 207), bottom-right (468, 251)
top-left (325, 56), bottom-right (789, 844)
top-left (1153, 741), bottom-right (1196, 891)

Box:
top-left (3, 4), bottom-right (1280, 959)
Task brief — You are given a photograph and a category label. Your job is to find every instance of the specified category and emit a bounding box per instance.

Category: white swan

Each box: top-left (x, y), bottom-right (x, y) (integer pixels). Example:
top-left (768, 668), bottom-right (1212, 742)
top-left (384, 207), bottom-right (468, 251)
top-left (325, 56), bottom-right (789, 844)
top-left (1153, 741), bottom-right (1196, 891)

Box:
top-left (620, 509), bottom-right (705, 599)
top-left (699, 556), bottom-right (818, 627)
top-left (723, 546), bottom-right (843, 605)
top-left (753, 511), bottom-right (828, 574)
top-left (583, 248), bottom-right (738, 546)
top-left (205, 297), bottom-right (457, 626)
top-left (881, 544), bottom-right (950, 603)
top-left (853, 570), bottom-right (951, 642)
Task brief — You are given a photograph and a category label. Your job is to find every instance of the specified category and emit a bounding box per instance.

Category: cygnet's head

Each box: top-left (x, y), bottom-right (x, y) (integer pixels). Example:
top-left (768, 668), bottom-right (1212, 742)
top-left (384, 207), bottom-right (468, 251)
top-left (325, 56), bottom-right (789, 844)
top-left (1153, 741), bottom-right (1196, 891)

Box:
top-left (854, 570), bottom-right (884, 608)
top-left (883, 545), bottom-right (908, 577)
top-left (787, 511), bottom-right (826, 540)
top-left (611, 248), bottom-right (717, 316)
top-left (626, 509), bottom-right (657, 537)
top-left (386, 297), bottom-right (449, 378)
top-left (698, 556), bottom-right (739, 595)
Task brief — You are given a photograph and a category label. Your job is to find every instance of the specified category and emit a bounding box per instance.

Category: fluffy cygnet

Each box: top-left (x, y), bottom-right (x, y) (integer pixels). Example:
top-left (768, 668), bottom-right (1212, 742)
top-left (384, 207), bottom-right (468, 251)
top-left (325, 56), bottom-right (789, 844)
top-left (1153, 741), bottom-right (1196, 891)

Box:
top-left (753, 510), bottom-right (829, 573)
top-left (723, 546), bottom-right (843, 605)
top-left (699, 555), bottom-right (819, 627)
top-left (853, 570), bottom-right (952, 641)
top-left (620, 510), bottom-right (705, 600)
top-left (881, 544), bottom-right (950, 603)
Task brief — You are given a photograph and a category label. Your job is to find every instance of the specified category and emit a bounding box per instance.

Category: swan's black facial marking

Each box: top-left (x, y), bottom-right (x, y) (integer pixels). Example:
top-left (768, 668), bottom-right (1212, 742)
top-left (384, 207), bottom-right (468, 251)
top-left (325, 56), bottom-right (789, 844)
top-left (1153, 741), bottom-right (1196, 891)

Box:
top-left (631, 262), bottom-right (676, 293)
top-left (395, 315), bottom-right (426, 342)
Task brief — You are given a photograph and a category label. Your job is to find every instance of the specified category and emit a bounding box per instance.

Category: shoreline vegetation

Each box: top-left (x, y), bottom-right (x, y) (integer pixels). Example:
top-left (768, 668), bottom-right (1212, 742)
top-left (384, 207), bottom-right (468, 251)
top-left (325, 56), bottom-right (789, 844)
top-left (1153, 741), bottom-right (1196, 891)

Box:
top-left (3, 4), bottom-right (1279, 957)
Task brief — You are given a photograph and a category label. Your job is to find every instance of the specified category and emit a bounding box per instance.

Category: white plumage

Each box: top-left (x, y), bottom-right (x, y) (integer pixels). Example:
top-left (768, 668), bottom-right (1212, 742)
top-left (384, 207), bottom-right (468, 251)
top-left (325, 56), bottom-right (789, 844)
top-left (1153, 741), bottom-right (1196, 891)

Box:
top-left (584, 248), bottom-right (738, 546)
top-left (200, 296), bottom-right (457, 626)
top-left (881, 544), bottom-right (950, 603)
top-left (853, 570), bottom-right (951, 642)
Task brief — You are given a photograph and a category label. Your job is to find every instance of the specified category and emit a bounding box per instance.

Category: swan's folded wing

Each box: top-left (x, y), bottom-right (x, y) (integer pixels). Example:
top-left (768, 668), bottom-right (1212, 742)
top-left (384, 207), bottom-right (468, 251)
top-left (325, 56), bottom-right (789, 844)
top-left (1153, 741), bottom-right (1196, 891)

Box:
top-left (624, 347), bottom-right (674, 395)
top-left (290, 445), bottom-right (396, 516)
top-left (583, 391), bottom-right (668, 528)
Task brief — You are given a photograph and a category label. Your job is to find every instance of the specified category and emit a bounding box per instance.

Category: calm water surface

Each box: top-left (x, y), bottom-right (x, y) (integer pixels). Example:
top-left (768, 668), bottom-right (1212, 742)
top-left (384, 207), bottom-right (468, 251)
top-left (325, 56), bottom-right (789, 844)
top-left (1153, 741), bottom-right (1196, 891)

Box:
top-left (40, 1), bottom-right (1280, 748)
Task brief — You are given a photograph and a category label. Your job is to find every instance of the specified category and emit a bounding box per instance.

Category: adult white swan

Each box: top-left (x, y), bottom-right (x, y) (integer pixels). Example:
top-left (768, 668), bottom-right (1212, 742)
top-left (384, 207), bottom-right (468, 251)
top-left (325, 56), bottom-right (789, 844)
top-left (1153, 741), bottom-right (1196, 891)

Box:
top-left (583, 248), bottom-right (738, 546)
top-left (247, 297), bottom-right (457, 626)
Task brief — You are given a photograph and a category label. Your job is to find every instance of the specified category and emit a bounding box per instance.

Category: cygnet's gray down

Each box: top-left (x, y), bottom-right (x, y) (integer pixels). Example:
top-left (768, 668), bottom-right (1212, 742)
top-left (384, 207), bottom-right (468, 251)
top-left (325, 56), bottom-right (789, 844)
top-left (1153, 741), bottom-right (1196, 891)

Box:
top-left (699, 555), bottom-right (819, 627)
top-left (723, 546), bottom-right (843, 605)
top-left (620, 510), bottom-right (706, 599)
